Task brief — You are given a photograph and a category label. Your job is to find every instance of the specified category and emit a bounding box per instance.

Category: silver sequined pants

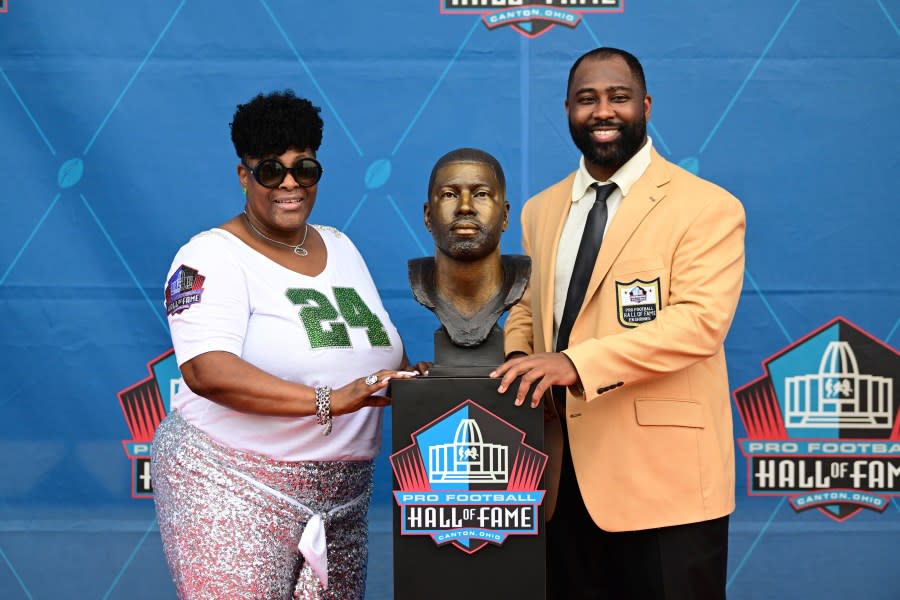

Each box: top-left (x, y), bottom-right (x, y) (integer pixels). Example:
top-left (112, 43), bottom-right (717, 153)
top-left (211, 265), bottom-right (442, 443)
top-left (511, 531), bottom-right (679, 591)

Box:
top-left (151, 411), bottom-right (373, 599)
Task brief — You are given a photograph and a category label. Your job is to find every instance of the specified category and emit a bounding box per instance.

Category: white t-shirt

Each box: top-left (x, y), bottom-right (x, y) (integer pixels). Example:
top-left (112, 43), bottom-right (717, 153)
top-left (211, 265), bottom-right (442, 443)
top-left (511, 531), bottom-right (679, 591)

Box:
top-left (164, 226), bottom-right (404, 461)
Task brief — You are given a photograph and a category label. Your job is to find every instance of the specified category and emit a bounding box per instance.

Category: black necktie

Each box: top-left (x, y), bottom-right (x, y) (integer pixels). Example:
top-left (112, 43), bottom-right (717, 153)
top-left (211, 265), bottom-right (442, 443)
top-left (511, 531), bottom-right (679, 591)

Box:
top-left (556, 182), bottom-right (617, 353)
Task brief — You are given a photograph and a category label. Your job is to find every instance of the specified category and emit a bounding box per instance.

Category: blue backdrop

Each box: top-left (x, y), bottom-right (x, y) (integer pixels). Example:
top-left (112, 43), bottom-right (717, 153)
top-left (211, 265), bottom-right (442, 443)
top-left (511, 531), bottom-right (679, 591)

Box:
top-left (1, 1), bottom-right (898, 598)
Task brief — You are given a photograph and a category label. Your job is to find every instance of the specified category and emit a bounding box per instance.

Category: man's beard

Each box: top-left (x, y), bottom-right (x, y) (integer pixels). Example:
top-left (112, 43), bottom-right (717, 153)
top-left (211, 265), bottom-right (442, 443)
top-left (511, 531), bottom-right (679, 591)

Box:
top-left (569, 116), bottom-right (646, 172)
top-left (437, 221), bottom-right (502, 261)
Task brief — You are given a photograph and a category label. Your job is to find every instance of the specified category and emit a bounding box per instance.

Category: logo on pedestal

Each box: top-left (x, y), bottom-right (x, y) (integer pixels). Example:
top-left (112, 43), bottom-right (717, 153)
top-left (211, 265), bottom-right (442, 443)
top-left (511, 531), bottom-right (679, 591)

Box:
top-left (391, 400), bottom-right (547, 553)
top-left (733, 317), bottom-right (900, 521)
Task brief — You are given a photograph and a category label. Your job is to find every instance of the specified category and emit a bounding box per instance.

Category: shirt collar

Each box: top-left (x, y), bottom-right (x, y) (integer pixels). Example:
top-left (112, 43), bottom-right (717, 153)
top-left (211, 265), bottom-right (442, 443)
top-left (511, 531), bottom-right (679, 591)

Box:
top-left (572, 137), bottom-right (653, 203)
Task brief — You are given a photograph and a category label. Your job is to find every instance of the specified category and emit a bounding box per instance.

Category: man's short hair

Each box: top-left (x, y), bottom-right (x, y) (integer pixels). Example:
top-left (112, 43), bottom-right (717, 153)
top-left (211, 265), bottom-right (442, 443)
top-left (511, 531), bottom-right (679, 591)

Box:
top-left (427, 148), bottom-right (506, 199)
top-left (566, 47), bottom-right (647, 97)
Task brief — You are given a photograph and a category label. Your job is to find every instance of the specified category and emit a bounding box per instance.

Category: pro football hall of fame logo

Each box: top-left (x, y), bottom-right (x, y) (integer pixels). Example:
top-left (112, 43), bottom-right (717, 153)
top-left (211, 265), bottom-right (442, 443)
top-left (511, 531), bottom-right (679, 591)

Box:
top-left (391, 400), bottom-right (548, 554)
top-left (441, 0), bottom-right (623, 39)
top-left (734, 317), bottom-right (900, 521)
top-left (117, 349), bottom-right (181, 498)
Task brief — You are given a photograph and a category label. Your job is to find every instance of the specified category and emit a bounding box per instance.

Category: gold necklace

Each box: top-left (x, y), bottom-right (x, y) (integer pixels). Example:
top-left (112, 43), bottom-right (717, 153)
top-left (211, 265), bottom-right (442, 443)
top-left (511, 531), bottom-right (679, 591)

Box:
top-left (243, 211), bottom-right (309, 256)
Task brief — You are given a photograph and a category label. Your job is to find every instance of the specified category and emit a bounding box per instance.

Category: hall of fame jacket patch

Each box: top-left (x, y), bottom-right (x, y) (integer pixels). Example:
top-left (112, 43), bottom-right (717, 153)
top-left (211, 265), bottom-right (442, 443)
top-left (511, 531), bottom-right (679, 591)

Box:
top-left (616, 278), bottom-right (661, 328)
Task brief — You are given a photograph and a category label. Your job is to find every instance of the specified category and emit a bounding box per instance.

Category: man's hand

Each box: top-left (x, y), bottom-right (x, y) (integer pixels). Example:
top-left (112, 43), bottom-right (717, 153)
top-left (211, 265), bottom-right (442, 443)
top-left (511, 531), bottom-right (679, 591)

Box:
top-left (490, 352), bottom-right (580, 408)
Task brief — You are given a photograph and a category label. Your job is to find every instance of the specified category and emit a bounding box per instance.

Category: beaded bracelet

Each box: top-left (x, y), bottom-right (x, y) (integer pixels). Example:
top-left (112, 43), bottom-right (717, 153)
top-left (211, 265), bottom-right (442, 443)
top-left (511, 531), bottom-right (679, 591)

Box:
top-left (314, 385), bottom-right (333, 436)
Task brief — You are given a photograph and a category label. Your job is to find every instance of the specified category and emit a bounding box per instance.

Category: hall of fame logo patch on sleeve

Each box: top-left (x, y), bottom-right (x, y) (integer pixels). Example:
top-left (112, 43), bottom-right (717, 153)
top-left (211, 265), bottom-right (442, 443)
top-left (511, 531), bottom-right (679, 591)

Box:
top-left (165, 264), bottom-right (205, 316)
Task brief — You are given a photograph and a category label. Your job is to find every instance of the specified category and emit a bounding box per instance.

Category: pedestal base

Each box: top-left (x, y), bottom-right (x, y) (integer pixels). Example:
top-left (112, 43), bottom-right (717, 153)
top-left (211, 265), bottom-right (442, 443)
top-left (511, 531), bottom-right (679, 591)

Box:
top-left (390, 376), bottom-right (547, 600)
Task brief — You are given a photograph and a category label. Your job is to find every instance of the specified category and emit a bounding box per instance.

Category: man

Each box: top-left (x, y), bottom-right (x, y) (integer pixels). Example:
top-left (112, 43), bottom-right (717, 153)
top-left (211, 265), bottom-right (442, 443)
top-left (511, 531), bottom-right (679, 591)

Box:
top-left (492, 48), bottom-right (746, 599)
top-left (409, 148), bottom-right (530, 351)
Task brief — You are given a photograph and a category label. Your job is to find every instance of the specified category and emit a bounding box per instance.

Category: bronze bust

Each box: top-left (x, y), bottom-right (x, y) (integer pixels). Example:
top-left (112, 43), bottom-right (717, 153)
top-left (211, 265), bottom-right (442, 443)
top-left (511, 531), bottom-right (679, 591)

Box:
top-left (409, 148), bottom-right (530, 372)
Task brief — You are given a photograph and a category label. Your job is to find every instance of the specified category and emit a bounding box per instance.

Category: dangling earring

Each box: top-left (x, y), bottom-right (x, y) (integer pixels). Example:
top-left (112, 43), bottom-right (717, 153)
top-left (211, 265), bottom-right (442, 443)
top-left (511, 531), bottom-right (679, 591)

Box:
top-left (242, 187), bottom-right (247, 196)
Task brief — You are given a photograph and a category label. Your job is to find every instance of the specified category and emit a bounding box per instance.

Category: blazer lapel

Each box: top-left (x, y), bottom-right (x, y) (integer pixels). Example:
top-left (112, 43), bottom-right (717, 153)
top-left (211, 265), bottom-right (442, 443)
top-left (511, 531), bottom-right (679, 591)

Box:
top-left (582, 150), bottom-right (671, 304)
top-left (539, 173), bottom-right (576, 351)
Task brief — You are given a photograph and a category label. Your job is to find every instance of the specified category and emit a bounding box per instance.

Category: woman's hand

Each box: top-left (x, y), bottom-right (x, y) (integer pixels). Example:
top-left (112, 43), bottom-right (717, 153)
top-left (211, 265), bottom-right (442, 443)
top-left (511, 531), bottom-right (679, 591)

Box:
top-left (330, 369), bottom-right (419, 416)
top-left (406, 360), bottom-right (432, 376)
top-left (399, 348), bottom-right (431, 377)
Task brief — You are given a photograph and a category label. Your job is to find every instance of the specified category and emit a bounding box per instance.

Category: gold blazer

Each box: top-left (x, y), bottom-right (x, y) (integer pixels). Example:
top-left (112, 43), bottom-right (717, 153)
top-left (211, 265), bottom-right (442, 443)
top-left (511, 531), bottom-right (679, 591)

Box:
top-left (505, 147), bottom-right (746, 532)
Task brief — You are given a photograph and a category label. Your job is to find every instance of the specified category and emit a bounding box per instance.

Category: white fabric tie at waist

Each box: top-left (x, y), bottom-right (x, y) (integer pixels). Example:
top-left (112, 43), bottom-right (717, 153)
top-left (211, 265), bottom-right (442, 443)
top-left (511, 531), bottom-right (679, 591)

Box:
top-left (226, 467), bottom-right (367, 590)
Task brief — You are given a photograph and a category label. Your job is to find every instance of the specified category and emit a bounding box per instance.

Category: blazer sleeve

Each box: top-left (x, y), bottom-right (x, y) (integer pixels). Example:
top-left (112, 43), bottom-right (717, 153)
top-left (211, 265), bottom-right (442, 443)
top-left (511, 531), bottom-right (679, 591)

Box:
top-left (563, 189), bottom-right (746, 399)
top-left (503, 201), bottom-right (536, 357)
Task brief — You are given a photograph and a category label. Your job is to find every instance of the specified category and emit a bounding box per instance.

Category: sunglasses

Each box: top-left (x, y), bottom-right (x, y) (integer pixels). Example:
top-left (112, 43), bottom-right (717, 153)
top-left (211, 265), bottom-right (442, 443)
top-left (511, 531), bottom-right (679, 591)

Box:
top-left (243, 157), bottom-right (323, 189)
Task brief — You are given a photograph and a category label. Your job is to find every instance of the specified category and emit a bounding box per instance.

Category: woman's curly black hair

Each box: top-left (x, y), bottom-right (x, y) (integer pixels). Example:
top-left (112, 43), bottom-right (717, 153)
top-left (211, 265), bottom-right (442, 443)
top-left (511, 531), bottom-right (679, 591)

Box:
top-left (229, 90), bottom-right (324, 160)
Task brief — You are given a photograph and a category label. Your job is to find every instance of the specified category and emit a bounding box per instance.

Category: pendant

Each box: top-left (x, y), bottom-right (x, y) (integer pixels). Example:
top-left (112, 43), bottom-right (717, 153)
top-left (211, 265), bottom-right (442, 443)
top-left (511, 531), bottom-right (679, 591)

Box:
top-left (293, 246), bottom-right (308, 257)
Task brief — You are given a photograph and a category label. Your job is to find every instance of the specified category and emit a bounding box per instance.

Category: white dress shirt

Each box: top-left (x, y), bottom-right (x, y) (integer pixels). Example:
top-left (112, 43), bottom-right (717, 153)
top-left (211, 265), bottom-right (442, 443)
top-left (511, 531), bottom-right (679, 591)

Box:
top-left (553, 139), bottom-right (654, 349)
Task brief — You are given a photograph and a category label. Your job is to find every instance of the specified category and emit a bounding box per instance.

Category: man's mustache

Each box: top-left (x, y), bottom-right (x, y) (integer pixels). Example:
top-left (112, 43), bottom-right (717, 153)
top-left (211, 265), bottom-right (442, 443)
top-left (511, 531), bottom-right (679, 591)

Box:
top-left (450, 219), bottom-right (483, 232)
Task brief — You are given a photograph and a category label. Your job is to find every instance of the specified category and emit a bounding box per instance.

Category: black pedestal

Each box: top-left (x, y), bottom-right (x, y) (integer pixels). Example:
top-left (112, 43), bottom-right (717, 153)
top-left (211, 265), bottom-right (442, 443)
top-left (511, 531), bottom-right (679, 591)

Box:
top-left (390, 376), bottom-right (547, 599)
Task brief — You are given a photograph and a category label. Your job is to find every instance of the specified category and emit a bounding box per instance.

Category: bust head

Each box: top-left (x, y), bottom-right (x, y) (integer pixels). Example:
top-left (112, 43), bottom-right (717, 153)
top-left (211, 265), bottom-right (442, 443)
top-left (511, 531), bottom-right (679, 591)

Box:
top-left (424, 148), bottom-right (510, 261)
top-left (409, 149), bottom-right (529, 360)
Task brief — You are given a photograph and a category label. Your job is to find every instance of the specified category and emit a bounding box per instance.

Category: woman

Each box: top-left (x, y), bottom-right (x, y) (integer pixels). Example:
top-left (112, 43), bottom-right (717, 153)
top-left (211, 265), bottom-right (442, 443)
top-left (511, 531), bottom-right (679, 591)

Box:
top-left (152, 90), bottom-right (422, 599)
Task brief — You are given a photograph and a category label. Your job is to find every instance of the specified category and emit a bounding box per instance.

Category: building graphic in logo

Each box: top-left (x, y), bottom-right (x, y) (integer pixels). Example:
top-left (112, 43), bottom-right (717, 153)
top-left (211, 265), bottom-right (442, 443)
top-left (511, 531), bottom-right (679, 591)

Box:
top-left (429, 417), bottom-right (509, 483)
top-left (0, 1), bottom-right (8, 15)
top-left (441, 0), bottom-right (623, 39)
top-left (391, 400), bottom-right (547, 553)
top-left (733, 317), bottom-right (900, 521)
top-left (117, 349), bottom-right (181, 498)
